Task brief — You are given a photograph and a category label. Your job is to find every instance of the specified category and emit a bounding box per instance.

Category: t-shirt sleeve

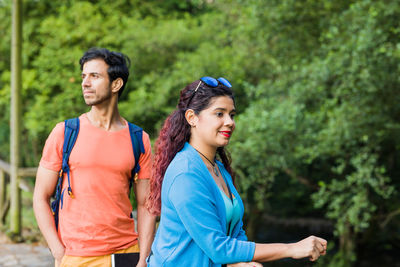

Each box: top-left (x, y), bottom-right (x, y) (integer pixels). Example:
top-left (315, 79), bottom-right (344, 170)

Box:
top-left (39, 122), bottom-right (64, 172)
top-left (137, 131), bottom-right (152, 179)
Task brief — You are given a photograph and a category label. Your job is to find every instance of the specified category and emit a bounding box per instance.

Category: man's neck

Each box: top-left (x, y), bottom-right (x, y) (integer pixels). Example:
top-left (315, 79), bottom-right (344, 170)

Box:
top-left (87, 103), bottom-right (125, 131)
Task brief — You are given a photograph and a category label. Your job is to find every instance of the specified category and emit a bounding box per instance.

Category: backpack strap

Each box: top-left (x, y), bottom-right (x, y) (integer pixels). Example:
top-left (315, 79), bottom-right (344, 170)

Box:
top-left (62, 118), bottom-right (80, 198)
top-left (127, 122), bottom-right (145, 194)
top-left (51, 117), bottom-right (80, 230)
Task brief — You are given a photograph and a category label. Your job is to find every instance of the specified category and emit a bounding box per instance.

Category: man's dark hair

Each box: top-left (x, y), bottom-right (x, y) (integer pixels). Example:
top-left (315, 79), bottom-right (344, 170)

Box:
top-left (79, 48), bottom-right (131, 98)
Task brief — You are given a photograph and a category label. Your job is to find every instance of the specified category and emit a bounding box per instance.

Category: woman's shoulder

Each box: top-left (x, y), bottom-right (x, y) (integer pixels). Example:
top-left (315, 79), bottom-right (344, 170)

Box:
top-left (163, 149), bottom-right (206, 187)
top-left (166, 151), bottom-right (202, 177)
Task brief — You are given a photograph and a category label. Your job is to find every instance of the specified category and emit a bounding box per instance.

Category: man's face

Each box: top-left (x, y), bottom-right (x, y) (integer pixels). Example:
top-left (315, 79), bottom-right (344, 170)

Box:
top-left (81, 59), bottom-right (112, 106)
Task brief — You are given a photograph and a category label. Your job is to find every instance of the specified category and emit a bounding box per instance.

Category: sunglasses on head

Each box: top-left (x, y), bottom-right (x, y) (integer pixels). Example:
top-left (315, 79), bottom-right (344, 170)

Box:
top-left (194, 77), bottom-right (232, 91)
top-left (186, 76), bottom-right (232, 108)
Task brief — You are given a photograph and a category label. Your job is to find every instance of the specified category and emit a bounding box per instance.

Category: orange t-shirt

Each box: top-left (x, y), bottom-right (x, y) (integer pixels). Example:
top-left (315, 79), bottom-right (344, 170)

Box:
top-left (39, 114), bottom-right (152, 256)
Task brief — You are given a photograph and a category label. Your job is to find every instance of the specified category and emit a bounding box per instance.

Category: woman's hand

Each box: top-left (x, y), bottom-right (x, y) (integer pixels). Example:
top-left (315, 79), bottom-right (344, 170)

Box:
top-left (228, 262), bottom-right (263, 267)
top-left (288, 235), bottom-right (327, 261)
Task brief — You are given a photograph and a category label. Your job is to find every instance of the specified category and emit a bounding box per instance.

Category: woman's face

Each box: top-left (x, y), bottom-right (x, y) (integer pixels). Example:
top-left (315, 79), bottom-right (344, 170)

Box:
top-left (191, 95), bottom-right (236, 149)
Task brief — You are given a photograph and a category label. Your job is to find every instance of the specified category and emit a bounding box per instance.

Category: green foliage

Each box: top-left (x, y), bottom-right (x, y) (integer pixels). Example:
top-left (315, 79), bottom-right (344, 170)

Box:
top-left (1, 0), bottom-right (399, 265)
top-left (229, 0), bottom-right (400, 265)
top-left (313, 151), bottom-right (394, 233)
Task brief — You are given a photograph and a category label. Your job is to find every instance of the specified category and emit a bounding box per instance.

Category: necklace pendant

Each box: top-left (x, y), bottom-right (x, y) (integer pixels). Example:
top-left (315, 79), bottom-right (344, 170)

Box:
top-left (214, 165), bottom-right (219, 177)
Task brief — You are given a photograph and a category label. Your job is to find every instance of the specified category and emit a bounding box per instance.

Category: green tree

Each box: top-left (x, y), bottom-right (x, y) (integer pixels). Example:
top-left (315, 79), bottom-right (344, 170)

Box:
top-left (1, 0), bottom-right (399, 265)
top-left (230, 0), bottom-right (400, 265)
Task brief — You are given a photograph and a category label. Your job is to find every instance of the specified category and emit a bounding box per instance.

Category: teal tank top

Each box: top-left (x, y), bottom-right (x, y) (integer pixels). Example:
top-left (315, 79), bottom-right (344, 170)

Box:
top-left (218, 187), bottom-right (241, 236)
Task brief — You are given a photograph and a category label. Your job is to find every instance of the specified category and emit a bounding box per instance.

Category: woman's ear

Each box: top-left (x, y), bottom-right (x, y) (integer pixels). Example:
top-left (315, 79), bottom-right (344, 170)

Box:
top-left (185, 109), bottom-right (197, 127)
top-left (111, 78), bottom-right (123, 94)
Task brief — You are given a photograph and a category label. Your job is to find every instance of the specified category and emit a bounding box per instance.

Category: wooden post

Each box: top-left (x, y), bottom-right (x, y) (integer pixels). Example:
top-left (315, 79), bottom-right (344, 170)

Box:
top-left (0, 170), bottom-right (5, 225)
top-left (10, 0), bottom-right (22, 235)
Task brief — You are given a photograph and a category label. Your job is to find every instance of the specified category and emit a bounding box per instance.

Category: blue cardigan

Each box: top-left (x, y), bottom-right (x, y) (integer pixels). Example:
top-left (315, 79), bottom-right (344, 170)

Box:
top-left (147, 143), bottom-right (255, 266)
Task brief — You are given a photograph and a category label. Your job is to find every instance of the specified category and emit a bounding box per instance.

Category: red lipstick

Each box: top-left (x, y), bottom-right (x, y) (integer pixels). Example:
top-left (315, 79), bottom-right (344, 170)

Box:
top-left (220, 131), bottom-right (232, 138)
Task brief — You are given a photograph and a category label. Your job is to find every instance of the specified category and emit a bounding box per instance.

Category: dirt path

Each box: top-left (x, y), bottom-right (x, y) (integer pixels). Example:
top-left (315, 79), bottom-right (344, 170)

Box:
top-left (0, 233), bottom-right (53, 267)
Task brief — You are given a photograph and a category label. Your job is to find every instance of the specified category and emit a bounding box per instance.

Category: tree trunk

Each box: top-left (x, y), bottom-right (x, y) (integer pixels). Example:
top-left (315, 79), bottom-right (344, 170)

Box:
top-left (10, 0), bottom-right (23, 236)
top-left (339, 221), bottom-right (356, 266)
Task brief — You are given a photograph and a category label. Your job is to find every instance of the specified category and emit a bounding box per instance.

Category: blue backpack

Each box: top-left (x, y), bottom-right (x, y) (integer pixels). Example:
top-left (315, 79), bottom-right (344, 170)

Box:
top-left (51, 117), bottom-right (145, 230)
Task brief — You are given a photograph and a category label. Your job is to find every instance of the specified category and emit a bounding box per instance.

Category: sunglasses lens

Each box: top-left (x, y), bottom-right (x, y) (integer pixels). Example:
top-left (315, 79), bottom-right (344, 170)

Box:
top-left (200, 77), bottom-right (218, 87)
top-left (217, 77), bottom-right (232, 88)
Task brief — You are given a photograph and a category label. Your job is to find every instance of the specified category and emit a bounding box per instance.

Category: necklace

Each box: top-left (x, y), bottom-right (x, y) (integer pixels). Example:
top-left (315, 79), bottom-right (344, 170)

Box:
top-left (194, 148), bottom-right (219, 177)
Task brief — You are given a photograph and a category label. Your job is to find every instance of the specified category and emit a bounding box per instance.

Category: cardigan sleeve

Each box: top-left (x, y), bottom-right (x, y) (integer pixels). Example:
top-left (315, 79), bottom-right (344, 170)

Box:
top-left (235, 220), bottom-right (248, 241)
top-left (168, 172), bottom-right (255, 264)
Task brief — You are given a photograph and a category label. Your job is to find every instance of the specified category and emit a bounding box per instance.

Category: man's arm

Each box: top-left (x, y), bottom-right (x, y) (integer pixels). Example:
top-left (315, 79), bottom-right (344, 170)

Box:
top-left (33, 166), bottom-right (65, 265)
top-left (135, 178), bottom-right (156, 267)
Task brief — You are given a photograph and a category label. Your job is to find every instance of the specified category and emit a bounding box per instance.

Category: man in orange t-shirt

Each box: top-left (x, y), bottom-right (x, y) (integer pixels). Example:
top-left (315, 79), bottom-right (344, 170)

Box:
top-left (33, 48), bottom-right (156, 267)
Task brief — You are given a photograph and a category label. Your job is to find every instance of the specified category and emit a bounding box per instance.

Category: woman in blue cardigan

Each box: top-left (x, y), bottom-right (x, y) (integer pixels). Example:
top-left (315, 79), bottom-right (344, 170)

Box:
top-left (147, 77), bottom-right (327, 266)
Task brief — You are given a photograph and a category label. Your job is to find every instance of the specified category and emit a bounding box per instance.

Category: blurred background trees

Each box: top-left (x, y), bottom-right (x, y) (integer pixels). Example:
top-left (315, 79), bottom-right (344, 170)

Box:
top-left (1, 0), bottom-right (399, 265)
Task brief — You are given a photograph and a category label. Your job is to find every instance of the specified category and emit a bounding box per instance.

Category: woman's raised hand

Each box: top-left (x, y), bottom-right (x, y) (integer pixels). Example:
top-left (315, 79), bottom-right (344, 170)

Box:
top-left (288, 235), bottom-right (327, 261)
